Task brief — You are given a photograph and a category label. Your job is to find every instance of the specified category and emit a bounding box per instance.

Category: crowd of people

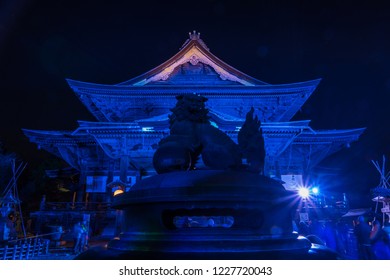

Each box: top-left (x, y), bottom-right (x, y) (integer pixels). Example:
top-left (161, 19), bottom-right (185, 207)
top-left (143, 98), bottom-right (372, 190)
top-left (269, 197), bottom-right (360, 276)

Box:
top-left (354, 216), bottom-right (390, 260)
top-left (296, 215), bottom-right (390, 259)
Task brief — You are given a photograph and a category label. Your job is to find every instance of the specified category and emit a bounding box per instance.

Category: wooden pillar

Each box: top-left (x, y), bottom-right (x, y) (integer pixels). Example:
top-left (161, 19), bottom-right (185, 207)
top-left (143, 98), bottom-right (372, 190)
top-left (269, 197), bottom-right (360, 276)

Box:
top-left (105, 160), bottom-right (115, 203)
top-left (263, 155), bottom-right (272, 177)
top-left (77, 164), bottom-right (87, 203)
top-left (274, 160), bottom-right (281, 180)
top-left (75, 147), bottom-right (88, 204)
top-left (120, 155), bottom-right (129, 184)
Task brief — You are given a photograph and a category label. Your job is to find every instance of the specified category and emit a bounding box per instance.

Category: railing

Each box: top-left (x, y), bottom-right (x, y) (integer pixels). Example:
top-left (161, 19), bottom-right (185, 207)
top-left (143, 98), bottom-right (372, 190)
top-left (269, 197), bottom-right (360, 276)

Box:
top-left (0, 237), bottom-right (50, 260)
top-left (42, 202), bottom-right (111, 212)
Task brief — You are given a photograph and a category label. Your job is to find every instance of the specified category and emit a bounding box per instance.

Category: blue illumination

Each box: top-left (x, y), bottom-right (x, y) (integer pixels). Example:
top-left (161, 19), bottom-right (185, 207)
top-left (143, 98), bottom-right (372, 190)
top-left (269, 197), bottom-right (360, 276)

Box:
top-left (210, 121), bottom-right (219, 128)
top-left (311, 187), bottom-right (319, 194)
top-left (298, 187), bottom-right (310, 199)
top-left (141, 126), bottom-right (154, 132)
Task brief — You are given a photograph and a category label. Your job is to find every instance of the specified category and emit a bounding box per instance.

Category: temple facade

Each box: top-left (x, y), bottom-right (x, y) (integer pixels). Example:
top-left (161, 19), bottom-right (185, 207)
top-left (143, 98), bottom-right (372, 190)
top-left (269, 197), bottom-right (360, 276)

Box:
top-left (23, 31), bottom-right (365, 202)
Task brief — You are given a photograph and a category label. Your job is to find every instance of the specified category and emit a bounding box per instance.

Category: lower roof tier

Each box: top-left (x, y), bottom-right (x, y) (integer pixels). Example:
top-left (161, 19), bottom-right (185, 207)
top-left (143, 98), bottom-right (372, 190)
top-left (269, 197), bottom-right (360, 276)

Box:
top-left (22, 121), bottom-right (365, 177)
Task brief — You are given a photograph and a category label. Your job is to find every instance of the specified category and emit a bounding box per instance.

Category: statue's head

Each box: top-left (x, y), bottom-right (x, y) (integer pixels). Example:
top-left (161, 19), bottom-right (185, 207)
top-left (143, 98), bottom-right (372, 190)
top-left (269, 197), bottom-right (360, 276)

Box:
top-left (169, 94), bottom-right (210, 125)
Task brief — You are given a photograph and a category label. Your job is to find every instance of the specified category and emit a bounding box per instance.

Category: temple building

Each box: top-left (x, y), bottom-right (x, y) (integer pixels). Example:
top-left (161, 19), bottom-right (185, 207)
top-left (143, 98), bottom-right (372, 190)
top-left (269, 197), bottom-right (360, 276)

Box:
top-left (23, 31), bottom-right (365, 203)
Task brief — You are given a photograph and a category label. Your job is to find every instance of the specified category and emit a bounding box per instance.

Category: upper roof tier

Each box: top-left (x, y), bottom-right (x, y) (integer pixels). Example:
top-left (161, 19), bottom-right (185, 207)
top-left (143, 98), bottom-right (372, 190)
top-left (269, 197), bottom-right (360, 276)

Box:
top-left (66, 31), bottom-right (320, 123)
top-left (119, 31), bottom-right (268, 86)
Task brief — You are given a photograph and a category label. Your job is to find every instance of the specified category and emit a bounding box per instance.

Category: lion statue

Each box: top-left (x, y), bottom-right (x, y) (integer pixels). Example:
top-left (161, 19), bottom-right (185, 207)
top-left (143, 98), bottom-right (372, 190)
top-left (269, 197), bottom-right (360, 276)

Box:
top-left (153, 94), bottom-right (265, 174)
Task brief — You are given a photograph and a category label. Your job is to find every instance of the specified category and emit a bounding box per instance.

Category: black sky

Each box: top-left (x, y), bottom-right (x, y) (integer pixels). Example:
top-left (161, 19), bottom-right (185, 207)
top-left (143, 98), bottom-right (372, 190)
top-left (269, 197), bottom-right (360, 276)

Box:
top-left (0, 0), bottom-right (389, 207)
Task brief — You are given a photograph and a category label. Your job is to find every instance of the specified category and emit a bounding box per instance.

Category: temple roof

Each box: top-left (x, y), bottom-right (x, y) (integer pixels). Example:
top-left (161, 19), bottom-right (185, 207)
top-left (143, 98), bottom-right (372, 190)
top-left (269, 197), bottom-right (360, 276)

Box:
top-left (128, 111), bottom-right (313, 131)
top-left (118, 31), bottom-right (267, 86)
top-left (277, 128), bottom-right (366, 173)
top-left (66, 78), bottom-right (320, 123)
top-left (65, 31), bottom-right (321, 123)
top-left (22, 124), bottom-right (365, 174)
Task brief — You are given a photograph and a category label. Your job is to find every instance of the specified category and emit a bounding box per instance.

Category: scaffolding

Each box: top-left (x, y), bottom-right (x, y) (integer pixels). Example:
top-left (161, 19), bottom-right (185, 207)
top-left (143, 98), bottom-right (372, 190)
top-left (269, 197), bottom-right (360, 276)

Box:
top-left (0, 160), bottom-right (27, 240)
top-left (371, 155), bottom-right (390, 226)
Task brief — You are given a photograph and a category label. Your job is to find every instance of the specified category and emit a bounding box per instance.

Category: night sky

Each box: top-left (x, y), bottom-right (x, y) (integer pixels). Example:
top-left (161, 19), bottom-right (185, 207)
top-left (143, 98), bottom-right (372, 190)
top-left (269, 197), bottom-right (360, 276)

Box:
top-left (0, 0), bottom-right (389, 208)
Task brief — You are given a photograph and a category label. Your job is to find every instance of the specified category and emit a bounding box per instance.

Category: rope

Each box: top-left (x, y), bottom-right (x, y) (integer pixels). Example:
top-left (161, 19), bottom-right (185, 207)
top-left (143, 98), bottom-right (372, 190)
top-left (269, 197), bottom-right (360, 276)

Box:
top-left (1, 162), bottom-right (27, 197)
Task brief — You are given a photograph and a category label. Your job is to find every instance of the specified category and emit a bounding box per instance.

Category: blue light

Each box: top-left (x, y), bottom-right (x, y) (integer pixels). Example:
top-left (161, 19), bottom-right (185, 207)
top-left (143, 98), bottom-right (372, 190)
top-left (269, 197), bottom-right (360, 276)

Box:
top-left (312, 187), bottom-right (319, 195)
top-left (298, 187), bottom-right (310, 199)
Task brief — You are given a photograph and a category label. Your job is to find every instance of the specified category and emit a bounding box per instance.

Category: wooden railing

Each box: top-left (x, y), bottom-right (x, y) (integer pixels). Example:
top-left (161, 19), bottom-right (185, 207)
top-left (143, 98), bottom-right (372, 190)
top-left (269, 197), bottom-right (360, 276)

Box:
top-left (0, 237), bottom-right (50, 260)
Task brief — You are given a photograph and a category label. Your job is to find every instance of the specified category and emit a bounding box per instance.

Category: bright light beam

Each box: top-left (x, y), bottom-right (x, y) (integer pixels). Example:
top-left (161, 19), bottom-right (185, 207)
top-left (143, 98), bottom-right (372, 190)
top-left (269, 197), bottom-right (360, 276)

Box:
top-left (298, 187), bottom-right (310, 199)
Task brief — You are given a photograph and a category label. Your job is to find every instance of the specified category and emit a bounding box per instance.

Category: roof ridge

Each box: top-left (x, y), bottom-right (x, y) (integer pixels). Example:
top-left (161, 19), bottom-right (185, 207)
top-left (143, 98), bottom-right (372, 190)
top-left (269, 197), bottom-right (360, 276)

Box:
top-left (180, 30), bottom-right (209, 50)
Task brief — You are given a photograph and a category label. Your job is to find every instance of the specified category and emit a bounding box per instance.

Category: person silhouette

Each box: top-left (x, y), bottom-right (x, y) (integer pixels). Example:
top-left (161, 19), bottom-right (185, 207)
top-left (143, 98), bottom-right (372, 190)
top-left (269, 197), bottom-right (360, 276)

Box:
top-left (370, 220), bottom-right (390, 259)
top-left (354, 216), bottom-right (374, 260)
top-left (72, 222), bottom-right (83, 254)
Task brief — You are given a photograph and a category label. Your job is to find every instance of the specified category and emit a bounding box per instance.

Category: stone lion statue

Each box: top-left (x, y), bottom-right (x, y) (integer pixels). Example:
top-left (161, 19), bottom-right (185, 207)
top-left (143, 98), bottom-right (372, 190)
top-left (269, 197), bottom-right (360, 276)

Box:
top-left (153, 94), bottom-right (265, 174)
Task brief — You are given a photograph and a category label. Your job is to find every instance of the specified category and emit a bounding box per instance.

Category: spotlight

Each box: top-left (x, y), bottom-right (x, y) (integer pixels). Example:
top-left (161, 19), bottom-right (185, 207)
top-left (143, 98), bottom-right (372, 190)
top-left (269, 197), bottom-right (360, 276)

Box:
top-left (298, 187), bottom-right (310, 199)
top-left (312, 187), bottom-right (319, 195)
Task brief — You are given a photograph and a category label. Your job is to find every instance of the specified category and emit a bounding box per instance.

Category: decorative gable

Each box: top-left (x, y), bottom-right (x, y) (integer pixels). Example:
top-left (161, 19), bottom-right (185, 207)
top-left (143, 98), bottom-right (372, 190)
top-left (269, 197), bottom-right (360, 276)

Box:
top-left (132, 45), bottom-right (255, 86)
top-left (148, 62), bottom-right (241, 85)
